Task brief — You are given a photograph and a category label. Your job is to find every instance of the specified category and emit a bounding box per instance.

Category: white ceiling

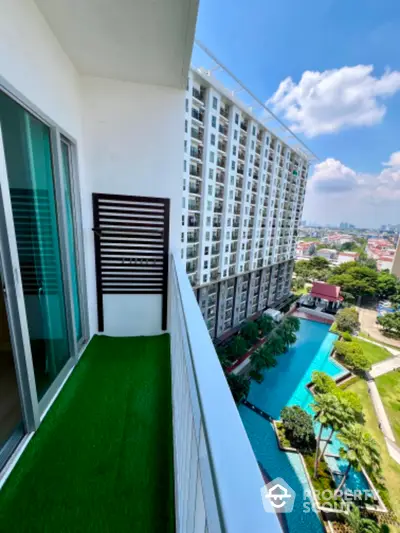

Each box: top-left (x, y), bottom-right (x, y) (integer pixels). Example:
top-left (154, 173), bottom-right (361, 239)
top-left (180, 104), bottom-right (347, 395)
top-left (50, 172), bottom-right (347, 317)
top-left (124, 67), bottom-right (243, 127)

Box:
top-left (35, 0), bottom-right (198, 89)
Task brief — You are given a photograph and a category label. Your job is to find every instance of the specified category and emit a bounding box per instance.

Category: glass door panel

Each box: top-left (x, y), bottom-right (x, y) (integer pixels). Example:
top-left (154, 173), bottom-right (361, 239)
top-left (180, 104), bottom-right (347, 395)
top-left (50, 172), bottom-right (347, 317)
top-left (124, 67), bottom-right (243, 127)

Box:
top-left (60, 140), bottom-right (83, 342)
top-left (0, 269), bottom-right (24, 469)
top-left (0, 91), bottom-right (71, 400)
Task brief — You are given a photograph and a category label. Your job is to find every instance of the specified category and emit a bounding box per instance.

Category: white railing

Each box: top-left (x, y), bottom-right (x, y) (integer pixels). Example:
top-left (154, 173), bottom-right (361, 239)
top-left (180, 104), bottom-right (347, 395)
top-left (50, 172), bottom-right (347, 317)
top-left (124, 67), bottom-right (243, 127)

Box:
top-left (169, 254), bottom-right (282, 533)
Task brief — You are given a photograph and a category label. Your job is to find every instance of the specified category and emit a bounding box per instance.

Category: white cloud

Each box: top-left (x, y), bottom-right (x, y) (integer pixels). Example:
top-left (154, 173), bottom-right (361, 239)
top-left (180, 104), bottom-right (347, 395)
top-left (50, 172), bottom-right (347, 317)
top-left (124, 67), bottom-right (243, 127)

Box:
top-left (268, 65), bottom-right (400, 137)
top-left (308, 152), bottom-right (400, 201)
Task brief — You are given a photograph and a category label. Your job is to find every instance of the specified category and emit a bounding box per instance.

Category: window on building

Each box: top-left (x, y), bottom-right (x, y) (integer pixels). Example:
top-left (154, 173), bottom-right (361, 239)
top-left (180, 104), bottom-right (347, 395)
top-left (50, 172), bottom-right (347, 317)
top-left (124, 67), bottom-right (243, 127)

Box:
top-left (203, 274), bottom-right (208, 283)
top-left (250, 155), bottom-right (253, 163)
top-left (206, 231), bottom-right (210, 240)
top-left (182, 198), bottom-right (185, 208)
top-left (185, 120), bottom-right (188, 133)
top-left (210, 151), bottom-right (215, 163)
top-left (209, 168), bottom-right (214, 180)
top-left (226, 231), bottom-right (230, 239)
top-left (230, 175), bottom-right (235, 185)
top-left (211, 115), bottom-right (217, 128)
top-left (224, 257), bottom-right (228, 265)
top-left (206, 216), bottom-right (211, 225)
top-left (207, 201), bottom-right (212, 211)
top-left (185, 99), bottom-right (189, 112)
top-left (227, 218), bottom-right (231, 226)
top-left (224, 269), bottom-right (227, 276)
top-left (247, 182), bottom-right (251, 190)
top-left (235, 113), bottom-right (239, 124)
top-left (233, 145), bottom-right (237, 156)
top-left (182, 215), bottom-right (185, 225)
top-left (228, 204), bottom-right (233, 213)
top-left (251, 140), bottom-right (255, 150)
top-left (204, 261), bottom-right (208, 269)
top-left (211, 133), bottom-right (216, 146)
top-left (234, 130), bottom-right (238, 140)
top-left (208, 185), bottom-right (213, 195)
top-left (184, 140), bottom-right (187, 152)
top-left (252, 126), bottom-right (256, 136)
top-left (205, 246), bottom-right (209, 255)
top-left (246, 194), bottom-right (250, 202)
top-left (266, 137), bottom-right (270, 145)
top-left (229, 190), bottom-right (233, 200)
top-left (212, 96), bottom-right (218, 110)
top-left (231, 161), bottom-right (235, 170)
top-left (248, 168), bottom-right (252, 177)
top-left (245, 206), bottom-right (249, 214)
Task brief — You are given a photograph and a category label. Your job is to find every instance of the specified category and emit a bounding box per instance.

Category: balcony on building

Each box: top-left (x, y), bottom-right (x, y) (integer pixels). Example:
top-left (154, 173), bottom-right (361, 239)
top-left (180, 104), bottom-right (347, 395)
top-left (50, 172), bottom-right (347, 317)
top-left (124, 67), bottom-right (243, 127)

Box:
top-left (229, 266), bottom-right (236, 276)
top-left (215, 187), bottom-right (224, 200)
top-left (240, 119), bottom-right (248, 132)
top-left (191, 127), bottom-right (203, 143)
top-left (188, 213), bottom-right (200, 227)
top-left (218, 123), bottom-right (228, 137)
top-left (210, 270), bottom-right (219, 281)
top-left (218, 140), bottom-right (227, 153)
top-left (237, 165), bottom-right (244, 176)
top-left (190, 145), bottom-right (203, 161)
top-left (187, 229), bottom-right (200, 243)
top-left (189, 180), bottom-right (201, 195)
top-left (192, 86), bottom-right (205, 105)
top-left (191, 106), bottom-right (204, 124)
top-left (220, 104), bottom-right (229, 120)
top-left (188, 198), bottom-right (201, 211)
top-left (216, 171), bottom-right (225, 184)
top-left (239, 134), bottom-right (247, 147)
top-left (217, 156), bottom-right (226, 168)
top-left (212, 230), bottom-right (221, 242)
top-left (189, 164), bottom-right (202, 178)
top-left (213, 215), bottom-right (222, 227)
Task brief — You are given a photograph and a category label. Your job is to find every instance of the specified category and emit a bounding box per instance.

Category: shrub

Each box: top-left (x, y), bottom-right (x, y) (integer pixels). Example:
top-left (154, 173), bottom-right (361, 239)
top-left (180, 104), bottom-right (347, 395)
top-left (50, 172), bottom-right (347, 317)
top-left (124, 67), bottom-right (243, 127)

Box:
top-left (226, 374), bottom-right (250, 404)
top-left (228, 336), bottom-right (247, 357)
top-left (342, 331), bottom-right (353, 342)
top-left (335, 307), bottom-right (360, 334)
top-left (312, 371), bottom-right (337, 394)
top-left (249, 369), bottom-right (263, 383)
top-left (280, 406), bottom-right (316, 451)
top-left (335, 340), bottom-right (371, 371)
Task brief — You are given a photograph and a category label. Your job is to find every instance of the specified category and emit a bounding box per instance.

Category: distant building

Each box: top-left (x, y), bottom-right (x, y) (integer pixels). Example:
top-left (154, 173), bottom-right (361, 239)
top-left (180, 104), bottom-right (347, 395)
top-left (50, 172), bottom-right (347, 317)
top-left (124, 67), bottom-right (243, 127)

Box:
top-left (391, 237), bottom-right (400, 278)
top-left (337, 251), bottom-right (359, 265)
top-left (367, 238), bottom-right (396, 271)
top-left (296, 241), bottom-right (317, 258)
top-left (316, 248), bottom-right (337, 261)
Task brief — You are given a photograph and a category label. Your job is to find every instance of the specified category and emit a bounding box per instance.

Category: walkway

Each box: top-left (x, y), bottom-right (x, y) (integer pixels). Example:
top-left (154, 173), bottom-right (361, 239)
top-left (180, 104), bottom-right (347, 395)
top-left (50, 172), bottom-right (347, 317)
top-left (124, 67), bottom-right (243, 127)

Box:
top-left (367, 379), bottom-right (400, 465)
top-left (357, 307), bottom-right (400, 348)
top-left (0, 335), bottom-right (174, 533)
top-left (242, 399), bottom-right (274, 422)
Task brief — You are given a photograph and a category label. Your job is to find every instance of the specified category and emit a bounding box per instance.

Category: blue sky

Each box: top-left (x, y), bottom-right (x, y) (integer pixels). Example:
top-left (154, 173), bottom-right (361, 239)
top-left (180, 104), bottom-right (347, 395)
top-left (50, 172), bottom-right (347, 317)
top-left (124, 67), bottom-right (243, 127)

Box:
top-left (194, 0), bottom-right (400, 228)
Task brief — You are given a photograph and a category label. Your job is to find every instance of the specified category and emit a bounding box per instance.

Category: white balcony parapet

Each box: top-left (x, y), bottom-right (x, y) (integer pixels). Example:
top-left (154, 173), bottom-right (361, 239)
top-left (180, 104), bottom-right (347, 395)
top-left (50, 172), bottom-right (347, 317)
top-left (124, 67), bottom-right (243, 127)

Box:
top-left (169, 254), bottom-right (282, 533)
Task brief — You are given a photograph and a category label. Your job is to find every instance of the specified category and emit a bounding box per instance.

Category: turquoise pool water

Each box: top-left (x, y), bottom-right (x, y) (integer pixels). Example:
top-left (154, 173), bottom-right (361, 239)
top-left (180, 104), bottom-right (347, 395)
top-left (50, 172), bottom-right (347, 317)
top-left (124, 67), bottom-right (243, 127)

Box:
top-left (239, 318), bottom-right (370, 532)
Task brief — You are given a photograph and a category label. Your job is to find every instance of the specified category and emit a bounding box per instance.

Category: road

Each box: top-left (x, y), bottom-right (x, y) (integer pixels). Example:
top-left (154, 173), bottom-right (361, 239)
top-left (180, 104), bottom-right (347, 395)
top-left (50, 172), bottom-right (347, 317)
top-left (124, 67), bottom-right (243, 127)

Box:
top-left (357, 306), bottom-right (400, 348)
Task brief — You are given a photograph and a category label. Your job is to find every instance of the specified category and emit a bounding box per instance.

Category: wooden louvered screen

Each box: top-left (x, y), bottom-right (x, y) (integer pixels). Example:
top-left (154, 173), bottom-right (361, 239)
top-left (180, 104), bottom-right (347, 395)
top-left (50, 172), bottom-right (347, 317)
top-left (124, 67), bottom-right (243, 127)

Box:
top-left (92, 193), bottom-right (170, 332)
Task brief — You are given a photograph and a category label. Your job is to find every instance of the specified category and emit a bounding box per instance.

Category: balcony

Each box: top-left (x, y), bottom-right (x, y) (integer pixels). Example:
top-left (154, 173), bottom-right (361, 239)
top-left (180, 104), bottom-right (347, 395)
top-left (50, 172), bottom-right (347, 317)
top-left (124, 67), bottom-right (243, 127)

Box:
top-left (215, 188), bottom-right (224, 199)
top-left (189, 182), bottom-right (201, 195)
top-left (211, 257), bottom-right (219, 269)
top-left (239, 135), bottom-right (246, 146)
top-left (192, 87), bottom-right (205, 103)
top-left (210, 270), bottom-right (219, 281)
top-left (212, 230), bottom-right (221, 242)
top-left (188, 214), bottom-right (200, 227)
top-left (189, 165), bottom-right (201, 178)
top-left (237, 166), bottom-right (244, 176)
top-left (217, 157), bottom-right (226, 168)
top-left (190, 146), bottom-right (203, 160)
top-left (213, 217), bottom-right (222, 227)
top-left (236, 178), bottom-right (243, 189)
top-left (191, 128), bottom-right (203, 142)
top-left (219, 124), bottom-right (228, 136)
top-left (220, 106), bottom-right (229, 120)
top-left (218, 141), bottom-right (227, 153)
top-left (211, 244), bottom-right (220, 255)
top-left (187, 230), bottom-right (199, 243)
top-left (229, 266), bottom-right (235, 276)
top-left (240, 120), bottom-right (248, 132)
top-left (216, 172), bottom-right (225, 184)
top-left (191, 108), bottom-right (204, 123)
top-left (188, 200), bottom-right (200, 211)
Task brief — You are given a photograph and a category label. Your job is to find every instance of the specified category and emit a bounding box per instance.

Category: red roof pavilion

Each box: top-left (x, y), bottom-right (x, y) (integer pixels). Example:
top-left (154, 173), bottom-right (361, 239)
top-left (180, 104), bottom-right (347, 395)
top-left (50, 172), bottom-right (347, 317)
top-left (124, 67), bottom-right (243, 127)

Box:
top-left (310, 281), bottom-right (343, 302)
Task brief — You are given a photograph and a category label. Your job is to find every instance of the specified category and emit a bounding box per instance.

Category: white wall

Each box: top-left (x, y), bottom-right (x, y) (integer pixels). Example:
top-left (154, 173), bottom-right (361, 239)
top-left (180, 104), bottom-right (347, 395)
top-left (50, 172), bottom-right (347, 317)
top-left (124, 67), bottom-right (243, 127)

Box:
top-left (0, 0), bottom-right (187, 338)
top-left (80, 77), bottom-right (185, 336)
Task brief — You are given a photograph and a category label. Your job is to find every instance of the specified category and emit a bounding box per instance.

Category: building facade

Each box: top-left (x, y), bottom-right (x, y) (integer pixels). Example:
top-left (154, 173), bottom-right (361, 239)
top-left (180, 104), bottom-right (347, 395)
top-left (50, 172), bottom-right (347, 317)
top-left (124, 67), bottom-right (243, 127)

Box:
top-left (181, 69), bottom-right (310, 339)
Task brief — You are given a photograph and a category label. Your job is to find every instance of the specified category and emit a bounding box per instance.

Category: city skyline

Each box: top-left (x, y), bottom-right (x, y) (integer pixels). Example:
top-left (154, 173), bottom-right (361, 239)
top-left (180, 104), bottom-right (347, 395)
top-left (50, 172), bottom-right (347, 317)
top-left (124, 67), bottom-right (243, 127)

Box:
top-left (195, 0), bottom-right (400, 228)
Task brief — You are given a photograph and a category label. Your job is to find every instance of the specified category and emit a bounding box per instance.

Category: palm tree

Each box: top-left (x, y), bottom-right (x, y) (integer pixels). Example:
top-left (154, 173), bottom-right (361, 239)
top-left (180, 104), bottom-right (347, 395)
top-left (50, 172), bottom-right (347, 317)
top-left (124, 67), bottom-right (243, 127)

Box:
top-left (267, 332), bottom-right (286, 356)
top-left (257, 315), bottom-right (274, 336)
top-left (229, 336), bottom-right (247, 357)
top-left (284, 315), bottom-right (301, 333)
top-left (318, 397), bottom-right (356, 461)
top-left (226, 373), bottom-right (250, 404)
top-left (344, 504), bottom-right (380, 533)
top-left (336, 424), bottom-right (381, 495)
top-left (312, 393), bottom-right (343, 478)
top-left (250, 345), bottom-right (277, 373)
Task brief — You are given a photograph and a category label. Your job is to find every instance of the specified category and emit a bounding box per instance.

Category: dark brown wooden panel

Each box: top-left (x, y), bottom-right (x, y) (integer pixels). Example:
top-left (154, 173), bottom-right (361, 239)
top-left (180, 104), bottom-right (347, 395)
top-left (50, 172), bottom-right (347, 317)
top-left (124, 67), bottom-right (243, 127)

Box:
top-left (93, 193), bottom-right (170, 332)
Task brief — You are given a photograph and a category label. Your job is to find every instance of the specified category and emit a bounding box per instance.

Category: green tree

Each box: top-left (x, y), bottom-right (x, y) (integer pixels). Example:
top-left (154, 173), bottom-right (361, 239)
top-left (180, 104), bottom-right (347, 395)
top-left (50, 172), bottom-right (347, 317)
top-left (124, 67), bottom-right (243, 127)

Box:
top-left (344, 504), bottom-right (380, 533)
top-left (341, 241), bottom-right (359, 252)
top-left (312, 371), bottom-right (337, 394)
top-left (257, 314), bottom-right (274, 336)
top-left (312, 393), bottom-right (345, 478)
top-left (318, 397), bottom-right (356, 461)
top-left (266, 332), bottom-right (286, 356)
top-left (334, 340), bottom-right (371, 371)
top-left (226, 374), bottom-right (250, 404)
top-left (241, 321), bottom-right (259, 344)
top-left (250, 344), bottom-right (277, 374)
top-left (376, 272), bottom-right (400, 299)
top-left (284, 315), bottom-right (301, 333)
top-left (335, 307), bottom-right (360, 334)
top-left (329, 265), bottom-right (378, 300)
top-left (309, 256), bottom-right (331, 270)
top-left (281, 406), bottom-right (316, 451)
top-left (336, 424), bottom-right (381, 494)
top-left (378, 312), bottom-right (400, 337)
top-left (229, 336), bottom-right (247, 357)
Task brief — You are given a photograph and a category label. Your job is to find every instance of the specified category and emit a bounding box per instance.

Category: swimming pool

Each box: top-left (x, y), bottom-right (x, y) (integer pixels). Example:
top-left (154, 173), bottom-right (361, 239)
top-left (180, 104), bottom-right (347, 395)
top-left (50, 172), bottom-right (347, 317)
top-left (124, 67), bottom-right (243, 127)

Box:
top-left (239, 318), bottom-right (370, 532)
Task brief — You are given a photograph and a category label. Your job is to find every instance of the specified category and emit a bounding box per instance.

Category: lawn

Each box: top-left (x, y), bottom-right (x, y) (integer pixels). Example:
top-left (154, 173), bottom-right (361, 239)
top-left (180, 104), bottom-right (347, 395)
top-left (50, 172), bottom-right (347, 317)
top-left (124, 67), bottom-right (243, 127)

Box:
top-left (353, 338), bottom-right (392, 365)
top-left (376, 371), bottom-right (400, 445)
top-left (0, 335), bottom-right (174, 533)
top-left (359, 331), bottom-right (400, 350)
top-left (345, 378), bottom-right (400, 529)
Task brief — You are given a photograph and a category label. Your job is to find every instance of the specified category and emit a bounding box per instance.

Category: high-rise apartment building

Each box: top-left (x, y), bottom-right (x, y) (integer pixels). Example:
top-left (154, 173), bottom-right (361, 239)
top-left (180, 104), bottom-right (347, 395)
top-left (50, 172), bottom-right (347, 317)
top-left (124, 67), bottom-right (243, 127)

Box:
top-left (181, 68), bottom-right (310, 339)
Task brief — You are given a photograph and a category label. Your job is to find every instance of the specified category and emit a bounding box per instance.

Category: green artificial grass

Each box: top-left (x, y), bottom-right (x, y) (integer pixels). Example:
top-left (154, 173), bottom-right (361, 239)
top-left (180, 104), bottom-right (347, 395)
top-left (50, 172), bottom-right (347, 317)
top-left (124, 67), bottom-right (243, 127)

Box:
top-left (0, 334), bottom-right (174, 533)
